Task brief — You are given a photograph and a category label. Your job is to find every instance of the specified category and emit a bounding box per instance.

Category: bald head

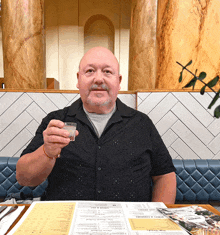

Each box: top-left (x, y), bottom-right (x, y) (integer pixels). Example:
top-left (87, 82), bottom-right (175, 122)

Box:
top-left (79, 47), bottom-right (119, 73)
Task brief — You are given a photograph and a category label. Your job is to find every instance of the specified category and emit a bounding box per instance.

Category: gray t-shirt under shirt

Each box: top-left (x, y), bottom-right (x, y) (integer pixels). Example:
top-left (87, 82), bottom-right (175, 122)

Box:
top-left (83, 105), bottom-right (116, 138)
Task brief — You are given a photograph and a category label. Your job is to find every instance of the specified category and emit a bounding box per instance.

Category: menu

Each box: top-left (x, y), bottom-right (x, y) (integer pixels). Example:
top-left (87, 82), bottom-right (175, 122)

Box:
top-left (8, 201), bottom-right (188, 235)
top-left (158, 206), bottom-right (220, 235)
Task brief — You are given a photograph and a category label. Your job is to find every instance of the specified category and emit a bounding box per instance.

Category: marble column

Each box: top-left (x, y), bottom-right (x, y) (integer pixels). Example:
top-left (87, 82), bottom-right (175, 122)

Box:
top-left (156, 0), bottom-right (220, 90)
top-left (1, 0), bottom-right (45, 89)
top-left (128, 0), bottom-right (158, 90)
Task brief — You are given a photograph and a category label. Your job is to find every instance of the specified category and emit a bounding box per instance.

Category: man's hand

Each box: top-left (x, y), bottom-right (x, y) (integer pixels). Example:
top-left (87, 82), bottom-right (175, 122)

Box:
top-left (43, 120), bottom-right (79, 158)
top-left (16, 119), bottom-right (79, 186)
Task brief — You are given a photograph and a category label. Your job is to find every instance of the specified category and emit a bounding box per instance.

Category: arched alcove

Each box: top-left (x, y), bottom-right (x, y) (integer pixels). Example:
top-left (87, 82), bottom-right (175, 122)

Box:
top-left (84, 14), bottom-right (114, 53)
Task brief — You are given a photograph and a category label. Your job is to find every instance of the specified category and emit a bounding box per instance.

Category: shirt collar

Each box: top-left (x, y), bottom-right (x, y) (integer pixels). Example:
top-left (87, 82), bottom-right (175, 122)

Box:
top-left (66, 97), bottom-right (135, 118)
top-left (115, 98), bottom-right (136, 117)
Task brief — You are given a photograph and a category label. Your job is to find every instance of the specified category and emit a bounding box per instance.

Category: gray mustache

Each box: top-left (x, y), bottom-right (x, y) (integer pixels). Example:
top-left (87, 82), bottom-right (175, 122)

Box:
top-left (90, 84), bottom-right (109, 91)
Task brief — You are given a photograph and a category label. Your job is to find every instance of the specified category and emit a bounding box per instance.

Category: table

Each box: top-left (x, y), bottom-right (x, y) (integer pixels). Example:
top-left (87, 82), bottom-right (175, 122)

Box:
top-left (3, 203), bottom-right (220, 234)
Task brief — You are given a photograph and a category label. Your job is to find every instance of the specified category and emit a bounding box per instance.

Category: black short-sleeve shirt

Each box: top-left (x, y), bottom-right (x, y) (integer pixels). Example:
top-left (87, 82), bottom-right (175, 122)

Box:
top-left (21, 98), bottom-right (176, 201)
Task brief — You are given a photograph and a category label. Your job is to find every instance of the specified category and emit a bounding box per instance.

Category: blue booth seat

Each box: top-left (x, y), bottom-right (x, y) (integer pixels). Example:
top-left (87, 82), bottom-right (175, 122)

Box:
top-left (0, 157), bottom-right (48, 201)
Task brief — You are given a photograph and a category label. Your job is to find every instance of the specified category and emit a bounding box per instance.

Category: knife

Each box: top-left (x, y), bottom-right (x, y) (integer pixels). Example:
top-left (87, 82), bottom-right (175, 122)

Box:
top-left (0, 206), bottom-right (7, 214)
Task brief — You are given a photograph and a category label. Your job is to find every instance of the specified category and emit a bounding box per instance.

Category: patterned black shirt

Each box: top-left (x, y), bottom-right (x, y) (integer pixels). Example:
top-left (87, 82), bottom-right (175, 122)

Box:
top-left (21, 98), bottom-right (176, 201)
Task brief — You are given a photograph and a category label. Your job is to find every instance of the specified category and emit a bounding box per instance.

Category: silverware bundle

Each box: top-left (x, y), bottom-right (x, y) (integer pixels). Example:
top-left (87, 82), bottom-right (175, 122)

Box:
top-left (0, 205), bottom-right (18, 221)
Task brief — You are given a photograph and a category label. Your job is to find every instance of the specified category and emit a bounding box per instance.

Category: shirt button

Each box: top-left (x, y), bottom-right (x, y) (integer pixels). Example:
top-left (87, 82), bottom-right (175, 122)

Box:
top-left (98, 167), bottom-right (101, 171)
top-left (98, 146), bottom-right (101, 149)
top-left (98, 190), bottom-right (101, 193)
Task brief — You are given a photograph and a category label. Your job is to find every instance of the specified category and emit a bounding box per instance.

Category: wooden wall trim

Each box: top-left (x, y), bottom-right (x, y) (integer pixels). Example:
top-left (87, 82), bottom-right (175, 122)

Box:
top-left (0, 89), bottom-right (136, 94)
top-left (0, 88), bottom-right (213, 93)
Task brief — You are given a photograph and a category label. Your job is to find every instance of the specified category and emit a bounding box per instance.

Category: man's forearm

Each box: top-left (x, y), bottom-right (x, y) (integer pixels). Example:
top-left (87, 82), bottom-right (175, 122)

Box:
top-left (16, 145), bottom-right (56, 187)
top-left (151, 172), bottom-right (177, 204)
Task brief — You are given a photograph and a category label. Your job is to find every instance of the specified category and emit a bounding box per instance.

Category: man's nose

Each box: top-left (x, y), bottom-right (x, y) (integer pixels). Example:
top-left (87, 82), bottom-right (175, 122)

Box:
top-left (94, 70), bottom-right (104, 83)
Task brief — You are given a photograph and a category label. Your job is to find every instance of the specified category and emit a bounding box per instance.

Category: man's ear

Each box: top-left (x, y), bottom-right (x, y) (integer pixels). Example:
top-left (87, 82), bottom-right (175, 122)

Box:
top-left (76, 72), bottom-right (79, 89)
top-left (119, 75), bottom-right (122, 90)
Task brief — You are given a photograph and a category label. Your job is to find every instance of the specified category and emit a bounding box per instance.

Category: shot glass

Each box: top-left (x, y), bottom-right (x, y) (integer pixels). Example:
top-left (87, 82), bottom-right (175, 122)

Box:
top-left (63, 122), bottom-right (77, 141)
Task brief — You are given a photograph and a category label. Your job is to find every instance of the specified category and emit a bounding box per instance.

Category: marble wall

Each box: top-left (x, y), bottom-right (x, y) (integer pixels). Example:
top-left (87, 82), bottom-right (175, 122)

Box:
top-left (156, 0), bottom-right (220, 90)
top-left (128, 0), bottom-right (157, 90)
top-left (0, 91), bottom-right (219, 160)
top-left (1, 0), bottom-right (45, 89)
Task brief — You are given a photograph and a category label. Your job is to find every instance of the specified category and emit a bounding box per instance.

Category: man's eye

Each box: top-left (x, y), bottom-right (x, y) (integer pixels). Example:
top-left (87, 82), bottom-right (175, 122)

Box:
top-left (86, 69), bottom-right (94, 73)
top-left (104, 70), bottom-right (112, 74)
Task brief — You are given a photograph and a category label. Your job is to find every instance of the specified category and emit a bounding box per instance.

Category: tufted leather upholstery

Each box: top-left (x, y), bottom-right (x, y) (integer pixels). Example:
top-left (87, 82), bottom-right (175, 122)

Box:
top-left (174, 159), bottom-right (220, 203)
top-left (0, 157), bottom-right (48, 200)
top-left (0, 157), bottom-right (220, 203)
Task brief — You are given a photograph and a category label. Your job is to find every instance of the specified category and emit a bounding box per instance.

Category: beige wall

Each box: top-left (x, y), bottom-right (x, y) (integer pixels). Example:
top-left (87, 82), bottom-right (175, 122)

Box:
top-left (45, 0), bottom-right (131, 90)
top-left (0, 0), bottom-right (130, 90)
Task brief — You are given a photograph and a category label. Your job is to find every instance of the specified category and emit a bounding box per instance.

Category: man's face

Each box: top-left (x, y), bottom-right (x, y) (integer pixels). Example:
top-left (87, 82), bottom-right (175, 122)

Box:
top-left (77, 47), bottom-right (122, 113)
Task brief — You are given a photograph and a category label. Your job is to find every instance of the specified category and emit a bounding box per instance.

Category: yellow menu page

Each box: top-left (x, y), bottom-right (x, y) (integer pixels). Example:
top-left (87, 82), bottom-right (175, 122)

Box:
top-left (129, 218), bottom-right (183, 231)
top-left (12, 202), bottom-right (76, 235)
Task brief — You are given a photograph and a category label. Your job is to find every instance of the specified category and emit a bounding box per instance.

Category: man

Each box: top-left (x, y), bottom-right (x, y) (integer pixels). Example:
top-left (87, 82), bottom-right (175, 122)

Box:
top-left (16, 47), bottom-right (176, 203)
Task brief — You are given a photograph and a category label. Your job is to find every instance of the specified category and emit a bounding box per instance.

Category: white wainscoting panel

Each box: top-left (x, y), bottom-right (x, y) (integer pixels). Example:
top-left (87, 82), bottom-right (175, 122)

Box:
top-left (1, 91), bottom-right (219, 159)
top-left (0, 92), bottom-right (135, 157)
top-left (137, 92), bottom-right (220, 160)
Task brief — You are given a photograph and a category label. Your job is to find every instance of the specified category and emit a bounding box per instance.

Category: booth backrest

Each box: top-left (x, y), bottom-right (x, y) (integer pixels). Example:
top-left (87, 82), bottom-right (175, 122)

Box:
top-left (0, 157), bottom-right (220, 204)
top-left (173, 159), bottom-right (220, 203)
top-left (0, 157), bottom-right (48, 200)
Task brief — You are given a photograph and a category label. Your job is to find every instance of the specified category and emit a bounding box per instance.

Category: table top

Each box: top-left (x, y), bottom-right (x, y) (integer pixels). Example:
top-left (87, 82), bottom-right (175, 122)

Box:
top-left (3, 203), bottom-right (220, 234)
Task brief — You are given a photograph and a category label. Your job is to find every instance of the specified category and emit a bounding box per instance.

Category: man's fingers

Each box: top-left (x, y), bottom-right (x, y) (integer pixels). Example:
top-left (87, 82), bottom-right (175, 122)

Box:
top-left (44, 119), bottom-right (79, 145)
top-left (44, 142), bottom-right (69, 150)
top-left (47, 119), bottom-right (65, 129)
top-left (45, 135), bottom-right (70, 145)
top-left (42, 120), bottom-right (79, 157)
top-left (75, 130), bottom-right (79, 137)
top-left (46, 126), bottom-right (70, 138)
